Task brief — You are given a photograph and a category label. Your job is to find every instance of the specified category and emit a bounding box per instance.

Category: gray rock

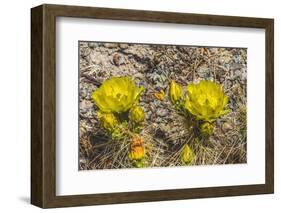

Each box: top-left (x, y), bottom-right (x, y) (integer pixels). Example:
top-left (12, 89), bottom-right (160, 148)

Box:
top-left (134, 72), bottom-right (144, 79)
top-left (197, 65), bottom-right (210, 78)
top-left (119, 43), bottom-right (129, 49)
top-left (241, 71), bottom-right (247, 82)
top-left (222, 122), bottom-right (232, 132)
top-left (80, 88), bottom-right (88, 99)
top-left (112, 53), bottom-right (125, 66)
top-left (155, 117), bottom-right (163, 123)
top-left (156, 109), bottom-right (168, 117)
top-left (232, 63), bottom-right (243, 71)
top-left (146, 111), bottom-right (152, 120)
top-left (104, 43), bottom-right (119, 48)
top-left (88, 42), bottom-right (99, 49)
top-left (80, 100), bottom-right (94, 111)
top-left (234, 70), bottom-right (242, 78)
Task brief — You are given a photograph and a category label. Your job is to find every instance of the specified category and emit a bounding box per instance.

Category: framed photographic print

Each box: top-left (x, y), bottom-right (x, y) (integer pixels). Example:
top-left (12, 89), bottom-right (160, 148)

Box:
top-left (31, 4), bottom-right (274, 208)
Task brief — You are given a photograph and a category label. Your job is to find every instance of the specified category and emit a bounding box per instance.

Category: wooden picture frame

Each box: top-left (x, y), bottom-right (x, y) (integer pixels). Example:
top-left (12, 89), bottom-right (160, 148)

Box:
top-left (31, 4), bottom-right (274, 208)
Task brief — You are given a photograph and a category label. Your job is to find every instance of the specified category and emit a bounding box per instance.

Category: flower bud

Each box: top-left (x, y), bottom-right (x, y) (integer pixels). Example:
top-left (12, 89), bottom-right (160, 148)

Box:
top-left (129, 137), bottom-right (145, 161)
top-left (97, 112), bottom-right (118, 133)
top-left (169, 80), bottom-right (182, 104)
top-left (200, 122), bottom-right (214, 136)
top-left (181, 144), bottom-right (195, 165)
top-left (129, 106), bottom-right (145, 123)
top-left (133, 159), bottom-right (146, 168)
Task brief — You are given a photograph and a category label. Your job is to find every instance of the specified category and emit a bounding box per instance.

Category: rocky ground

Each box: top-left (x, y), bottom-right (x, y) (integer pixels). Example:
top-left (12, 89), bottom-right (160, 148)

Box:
top-left (79, 41), bottom-right (247, 170)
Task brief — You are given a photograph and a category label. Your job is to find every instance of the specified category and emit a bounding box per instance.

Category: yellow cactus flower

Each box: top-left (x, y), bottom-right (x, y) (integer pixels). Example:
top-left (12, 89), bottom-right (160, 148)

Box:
top-left (169, 80), bottom-right (183, 104)
top-left (92, 77), bottom-right (144, 113)
top-left (129, 105), bottom-right (145, 123)
top-left (97, 112), bottom-right (119, 133)
top-left (129, 137), bottom-right (145, 161)
top-left (185, 80), bottom-right (229, 122)
top-left (181, 144), bottom-right (195, 165)
top-left (200, 122), bottom-right (214, 136)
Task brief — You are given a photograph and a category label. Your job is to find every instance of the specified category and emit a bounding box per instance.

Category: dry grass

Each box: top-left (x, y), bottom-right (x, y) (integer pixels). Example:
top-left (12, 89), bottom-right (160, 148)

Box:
top-left (80, 105), bottom-right (246, 169)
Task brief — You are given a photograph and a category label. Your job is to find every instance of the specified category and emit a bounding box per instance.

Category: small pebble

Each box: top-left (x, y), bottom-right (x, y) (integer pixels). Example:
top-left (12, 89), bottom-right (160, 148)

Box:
top-left (112, 53), bottom-right (125, 66)
top-left (156, 109), bottom-right (168, 117)
top-left (104, 43), bottom-right (119, 48)
top-left (134, 72), bottom-right (144, 79)
top-left (119, 43), bottom-right (129, 49)
top-left (88, 42), bottom-right (99, 49)
top-left (222, 122), bottom-right (232, 132)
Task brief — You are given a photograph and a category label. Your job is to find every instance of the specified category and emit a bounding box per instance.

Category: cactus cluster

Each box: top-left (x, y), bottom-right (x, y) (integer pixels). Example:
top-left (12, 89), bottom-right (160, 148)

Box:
top-left (91, 76), bottom-right (229, 167)
top-left (92, 77), bottom-right (146, 167)
top-left (168, 80), bottom-right (229, 164)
